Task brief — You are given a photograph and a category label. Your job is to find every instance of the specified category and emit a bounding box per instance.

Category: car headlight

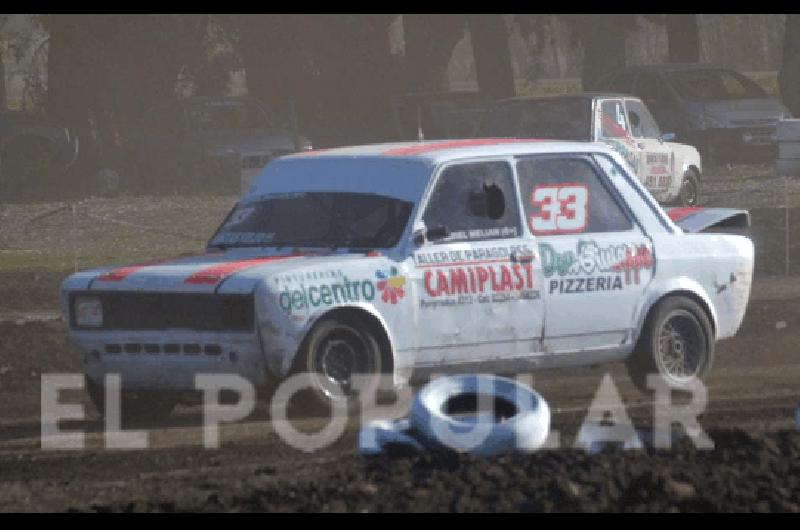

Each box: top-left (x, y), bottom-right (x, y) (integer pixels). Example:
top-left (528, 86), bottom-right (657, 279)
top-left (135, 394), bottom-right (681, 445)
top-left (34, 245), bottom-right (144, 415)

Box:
top-left (74, 296), bottom-right (103, 328)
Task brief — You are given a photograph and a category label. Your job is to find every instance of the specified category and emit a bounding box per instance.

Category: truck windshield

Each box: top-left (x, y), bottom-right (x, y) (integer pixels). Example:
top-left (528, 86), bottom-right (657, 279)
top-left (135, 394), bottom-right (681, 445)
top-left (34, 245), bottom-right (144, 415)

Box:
top-left (208, 192), bottom-right (414, 250)
top-left (481, 98), bottom-right (592, 141)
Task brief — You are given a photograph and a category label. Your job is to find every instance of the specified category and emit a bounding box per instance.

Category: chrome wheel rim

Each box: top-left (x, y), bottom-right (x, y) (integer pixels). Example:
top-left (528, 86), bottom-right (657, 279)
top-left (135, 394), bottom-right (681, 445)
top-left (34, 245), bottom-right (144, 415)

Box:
top-left (655, 309), bottom-right (705, 384)
top-left (312, 325), bottom-right (377, 401)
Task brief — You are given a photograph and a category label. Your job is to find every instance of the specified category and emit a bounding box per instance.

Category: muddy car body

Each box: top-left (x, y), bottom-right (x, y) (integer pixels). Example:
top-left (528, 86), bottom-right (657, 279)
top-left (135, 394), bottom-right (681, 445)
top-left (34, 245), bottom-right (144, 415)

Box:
top-left (481, 94), bottom-right (704, 206)
top-left (61, 139), bottom-right (754, 414)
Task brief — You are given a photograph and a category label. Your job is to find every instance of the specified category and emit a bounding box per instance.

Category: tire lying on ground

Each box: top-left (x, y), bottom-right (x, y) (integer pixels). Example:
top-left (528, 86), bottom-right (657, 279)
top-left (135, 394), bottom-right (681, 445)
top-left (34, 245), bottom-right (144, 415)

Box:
top-left (358, 418), bottom-right (426, 455)
top-left (409, 374), bottom-right (550, 456)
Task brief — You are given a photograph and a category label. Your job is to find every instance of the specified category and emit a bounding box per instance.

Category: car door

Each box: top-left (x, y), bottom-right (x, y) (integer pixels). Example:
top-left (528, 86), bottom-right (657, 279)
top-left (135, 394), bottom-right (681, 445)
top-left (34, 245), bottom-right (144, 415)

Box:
top-left (516, 154), bottom-right (654, 355)
top-left (410, 159), bottom-right (545, 365)
top-left (625, 98), bottom-right (675, 202)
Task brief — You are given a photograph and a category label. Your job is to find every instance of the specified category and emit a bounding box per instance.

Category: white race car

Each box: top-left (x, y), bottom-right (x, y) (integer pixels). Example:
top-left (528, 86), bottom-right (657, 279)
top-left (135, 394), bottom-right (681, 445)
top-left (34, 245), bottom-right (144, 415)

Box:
top-left (62, 139), bottom-right (753, 417)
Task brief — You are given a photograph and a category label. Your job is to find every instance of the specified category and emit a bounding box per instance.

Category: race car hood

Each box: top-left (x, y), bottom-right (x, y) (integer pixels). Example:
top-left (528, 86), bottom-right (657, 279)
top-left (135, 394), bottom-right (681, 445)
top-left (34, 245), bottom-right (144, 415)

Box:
top-left (665, 207), bottom-right (750, 233)
top-left (62, 249), bottom-right (374, 295)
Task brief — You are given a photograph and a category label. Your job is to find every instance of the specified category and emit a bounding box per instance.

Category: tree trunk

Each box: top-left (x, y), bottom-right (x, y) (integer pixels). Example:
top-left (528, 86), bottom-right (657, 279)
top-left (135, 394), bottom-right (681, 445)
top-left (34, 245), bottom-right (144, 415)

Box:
top-left (580, 20), bottom-right (627, 91)
top-left (0, 47), bottom-right (6, 110)
top-left (779, 14), bottom-right (800, 117)
top-left (468, 14), bottom-right (515, 100)
top-left (403, 14), bottom-right (466, 93)
top-left (665, 14), bottom-right (700, 63)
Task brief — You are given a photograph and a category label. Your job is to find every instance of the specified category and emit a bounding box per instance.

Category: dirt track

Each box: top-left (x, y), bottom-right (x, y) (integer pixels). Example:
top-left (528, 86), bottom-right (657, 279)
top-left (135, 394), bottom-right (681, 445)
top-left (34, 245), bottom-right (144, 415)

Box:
top-left (1, 174), bottom-right (800, 512)
top-left (0, 290), bottom-right (798, 512)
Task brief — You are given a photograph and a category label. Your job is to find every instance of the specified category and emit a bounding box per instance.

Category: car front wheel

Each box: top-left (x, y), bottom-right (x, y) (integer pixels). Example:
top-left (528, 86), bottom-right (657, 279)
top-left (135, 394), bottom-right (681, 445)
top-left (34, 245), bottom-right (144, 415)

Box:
top-left (626, 296), bottom-right (715, 395)
top-left (289, 315), bottom-right (385, 417)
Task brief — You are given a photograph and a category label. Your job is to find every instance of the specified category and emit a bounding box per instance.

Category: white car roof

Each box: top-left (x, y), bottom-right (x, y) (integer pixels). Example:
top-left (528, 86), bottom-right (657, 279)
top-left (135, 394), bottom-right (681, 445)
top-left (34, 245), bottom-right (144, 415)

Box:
top-left (282, 139), bottom-right (612, 164)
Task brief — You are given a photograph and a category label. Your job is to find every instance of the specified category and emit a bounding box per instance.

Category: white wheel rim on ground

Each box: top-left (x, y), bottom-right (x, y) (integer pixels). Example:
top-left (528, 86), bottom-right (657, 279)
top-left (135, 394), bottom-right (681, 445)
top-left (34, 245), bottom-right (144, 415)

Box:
top-left (409, 374), bottom-right (550, 456)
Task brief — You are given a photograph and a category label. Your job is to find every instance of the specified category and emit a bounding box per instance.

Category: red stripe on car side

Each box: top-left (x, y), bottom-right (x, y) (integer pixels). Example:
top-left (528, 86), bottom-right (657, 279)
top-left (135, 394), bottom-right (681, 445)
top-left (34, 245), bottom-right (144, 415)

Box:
top-left (183, 255), bottom-right (299, 285)
top-left (666, 207), bottom-right (703, 222)
top-left (382, 138), bottom-right (546, 156)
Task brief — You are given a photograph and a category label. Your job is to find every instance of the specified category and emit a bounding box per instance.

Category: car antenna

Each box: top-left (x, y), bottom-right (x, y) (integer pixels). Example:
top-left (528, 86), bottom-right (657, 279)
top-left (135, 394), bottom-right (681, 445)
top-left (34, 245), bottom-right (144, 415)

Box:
top-left (417, 99), bottom-right (425, 142)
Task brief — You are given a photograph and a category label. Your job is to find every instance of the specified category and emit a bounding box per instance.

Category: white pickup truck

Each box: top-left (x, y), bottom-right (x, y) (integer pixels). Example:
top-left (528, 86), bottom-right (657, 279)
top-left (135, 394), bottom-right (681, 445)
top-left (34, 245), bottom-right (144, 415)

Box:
top-left (62, 139), bottom-right (751, 418)
top-left (480, 93), bottom-right (704, 206)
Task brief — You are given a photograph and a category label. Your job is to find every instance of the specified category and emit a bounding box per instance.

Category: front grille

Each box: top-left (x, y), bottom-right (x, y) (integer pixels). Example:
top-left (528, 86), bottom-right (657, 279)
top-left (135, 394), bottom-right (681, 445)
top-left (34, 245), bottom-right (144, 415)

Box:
top-left (70, 292), bottom-right (254, 332)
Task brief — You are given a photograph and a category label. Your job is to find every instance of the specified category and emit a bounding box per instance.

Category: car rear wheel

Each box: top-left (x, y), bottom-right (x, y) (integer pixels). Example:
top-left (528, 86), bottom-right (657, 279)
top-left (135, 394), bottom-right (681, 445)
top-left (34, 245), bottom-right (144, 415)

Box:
top-left (289, 316), bottom-right (385, 417)
top-left (625, 296), bottom-right (714, 394)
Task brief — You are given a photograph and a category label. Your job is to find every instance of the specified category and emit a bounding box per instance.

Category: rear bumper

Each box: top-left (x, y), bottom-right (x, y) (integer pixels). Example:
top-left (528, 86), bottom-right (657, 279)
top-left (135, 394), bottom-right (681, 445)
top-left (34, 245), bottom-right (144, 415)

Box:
top-left (70, 329), bottom-right (269, 391)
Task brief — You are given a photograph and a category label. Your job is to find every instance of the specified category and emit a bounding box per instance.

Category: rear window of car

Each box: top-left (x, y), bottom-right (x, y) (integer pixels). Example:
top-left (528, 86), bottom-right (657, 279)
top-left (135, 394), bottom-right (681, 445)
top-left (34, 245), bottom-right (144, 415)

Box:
top-left (666, 69), bottom-right (767, 101)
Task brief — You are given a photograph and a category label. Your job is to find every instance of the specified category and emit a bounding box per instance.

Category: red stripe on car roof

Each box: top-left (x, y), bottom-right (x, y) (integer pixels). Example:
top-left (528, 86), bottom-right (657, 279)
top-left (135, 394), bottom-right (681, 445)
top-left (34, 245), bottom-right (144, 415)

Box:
top-left (666, 207), bottom-right (703, 222)
top-left (183, 255), bottom-right (300, 285)
top-left (381, 138), bottom-right (546, 156)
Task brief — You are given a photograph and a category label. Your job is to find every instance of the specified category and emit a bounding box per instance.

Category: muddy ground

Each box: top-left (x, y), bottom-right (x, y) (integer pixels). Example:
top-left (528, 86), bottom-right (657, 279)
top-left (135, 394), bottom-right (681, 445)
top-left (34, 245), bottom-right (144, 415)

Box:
top-left (0, 165), bottom-right (799, 512)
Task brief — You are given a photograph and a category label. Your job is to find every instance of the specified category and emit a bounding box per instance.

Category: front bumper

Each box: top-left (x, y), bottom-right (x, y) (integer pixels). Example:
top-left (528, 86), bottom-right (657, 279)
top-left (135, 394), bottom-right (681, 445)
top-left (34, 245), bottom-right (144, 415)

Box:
top-left (71, 329), bottom-right (269, 391)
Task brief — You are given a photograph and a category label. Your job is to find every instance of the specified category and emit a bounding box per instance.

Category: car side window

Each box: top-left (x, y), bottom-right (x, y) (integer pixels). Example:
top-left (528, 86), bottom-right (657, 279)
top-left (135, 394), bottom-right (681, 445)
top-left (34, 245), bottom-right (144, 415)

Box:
top-left (598, 100), bottom-right (631, 140)
top-left (625, 99), bottom-right (662, 139)
top-left (422, 161), bottom-right (521, 243)
top-left (516, 157), bottom-right (633, 235)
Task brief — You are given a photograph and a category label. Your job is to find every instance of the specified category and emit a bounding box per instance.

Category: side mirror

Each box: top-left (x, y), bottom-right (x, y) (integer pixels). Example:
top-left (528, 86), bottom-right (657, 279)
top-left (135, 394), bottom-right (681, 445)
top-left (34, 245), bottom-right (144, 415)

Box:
top-left (661, 132), bottom-right (676, 142)
top-left (413, 225), bottom-right (450, 246)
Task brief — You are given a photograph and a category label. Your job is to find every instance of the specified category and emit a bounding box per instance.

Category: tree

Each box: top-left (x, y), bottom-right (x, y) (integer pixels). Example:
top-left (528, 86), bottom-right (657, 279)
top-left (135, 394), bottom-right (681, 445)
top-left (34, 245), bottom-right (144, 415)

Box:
top-left (239, 14), bottom-right (400, 147)
top-left (780, 14), bottom-right (800, 116)
top-left (403, 14), bottom-right (466, 94)
top-left (468, 14), bottom-right (515, 100)
top-left (665, 14), bottom-right (700, 63)
top-left (563, 14), bottom-right (638, 90)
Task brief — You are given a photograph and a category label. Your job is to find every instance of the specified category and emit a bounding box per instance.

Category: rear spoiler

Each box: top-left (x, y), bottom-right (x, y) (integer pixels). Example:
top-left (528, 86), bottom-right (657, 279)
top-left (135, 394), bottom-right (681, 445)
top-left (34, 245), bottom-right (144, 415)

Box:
top-left (665, 207), bottom-right (751, 233)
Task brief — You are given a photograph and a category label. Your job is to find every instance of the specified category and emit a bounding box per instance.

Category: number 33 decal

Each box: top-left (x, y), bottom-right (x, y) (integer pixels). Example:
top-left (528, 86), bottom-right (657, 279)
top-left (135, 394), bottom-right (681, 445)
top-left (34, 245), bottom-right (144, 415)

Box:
top-left (529, 184), bottom-right (589, 235)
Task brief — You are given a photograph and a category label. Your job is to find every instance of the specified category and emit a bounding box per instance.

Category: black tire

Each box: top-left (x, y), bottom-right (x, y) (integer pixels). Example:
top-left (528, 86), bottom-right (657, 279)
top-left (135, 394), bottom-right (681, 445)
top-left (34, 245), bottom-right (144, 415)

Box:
top-left (86, 377), bottom-right (176, 425)
top-left (677, 168), bottom-right (702, 207)
top-left (288, 315), bottom-right (385, 418)
top-left (626, 296), bottom-right (715, 395)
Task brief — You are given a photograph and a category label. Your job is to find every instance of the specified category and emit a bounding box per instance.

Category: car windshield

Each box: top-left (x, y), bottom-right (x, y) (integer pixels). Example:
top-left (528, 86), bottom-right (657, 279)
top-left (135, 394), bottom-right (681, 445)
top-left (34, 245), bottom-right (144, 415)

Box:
top-left (481, 98), bottom-right (592, 141)
top-left (186, 100), bottom-right (271, 131)
top-left (666, 69), bottom-right (767, 101)
top-left (208, 192), bottom-right (414, 250)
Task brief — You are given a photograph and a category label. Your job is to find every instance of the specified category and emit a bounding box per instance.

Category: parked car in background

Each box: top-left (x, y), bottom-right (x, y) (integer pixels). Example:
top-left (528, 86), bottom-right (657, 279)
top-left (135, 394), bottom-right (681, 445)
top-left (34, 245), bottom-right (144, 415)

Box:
top-left (392, 91), bottom-right (491, 141)
top-left (131, 96), bottom-right (312, 193)
top-left (596, 63), bottom-right (793, 164)
top-left (480, 93), bottom-right (703, 206)
top-left (0, 110), bottom-right (79, 201)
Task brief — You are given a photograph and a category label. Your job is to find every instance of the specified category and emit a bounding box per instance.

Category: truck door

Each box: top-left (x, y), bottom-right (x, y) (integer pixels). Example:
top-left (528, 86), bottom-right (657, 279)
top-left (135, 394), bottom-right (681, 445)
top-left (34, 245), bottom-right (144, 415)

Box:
top-left (596, 98), bottom-right (640, 175)
top-left (625, 98), bottom-right (675, 203)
